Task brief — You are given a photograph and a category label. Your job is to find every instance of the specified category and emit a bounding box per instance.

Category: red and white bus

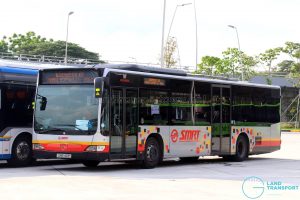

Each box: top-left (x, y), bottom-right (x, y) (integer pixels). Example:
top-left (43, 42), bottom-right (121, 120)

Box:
top-left (32, 64), bottom-right (281, 168)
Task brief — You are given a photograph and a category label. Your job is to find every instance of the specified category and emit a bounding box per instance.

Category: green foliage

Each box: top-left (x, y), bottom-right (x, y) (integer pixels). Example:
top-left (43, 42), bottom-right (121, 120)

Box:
top-left (196, 56), bottom-right (221, 75)
top-left (259, 47), bottom-right (281, 75)
top-left (281, 41), bottom-right (300, 60)
top-left (196, 48), bottom-right (256, 80)
top-left (277, 60), bottom-right (294, 73)
top-left (266, 77), bottom-right (272, 85)
top-left (280, 42), bottom-right (300, 79)
top-left (0, 31), bottom-right (100, 61)
top-left (221, 48), bottom-right (241, 76)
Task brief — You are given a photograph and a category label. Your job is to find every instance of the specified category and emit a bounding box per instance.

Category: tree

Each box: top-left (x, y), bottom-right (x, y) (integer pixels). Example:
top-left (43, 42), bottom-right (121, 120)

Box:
top-left (259, 47), bottom-right (282, 76)
top-left (222, 48), bottom-right (241, 77)
top-left (196, 56), bottom-right (221, 75)
top-left (0, 36), bottom-right (9, 53)
top-left (0, 31), bottom-right (101, 61)
top-left (163, 37), bottom-right (178, 68)
top-left (277, 60), bottom-right (294, 73)
top-left (195, 48), bottom-right (257, 80)
top-left (239, 53), bottom-right (257, 80)
top-left (280, 42), bottom-right (300, 75)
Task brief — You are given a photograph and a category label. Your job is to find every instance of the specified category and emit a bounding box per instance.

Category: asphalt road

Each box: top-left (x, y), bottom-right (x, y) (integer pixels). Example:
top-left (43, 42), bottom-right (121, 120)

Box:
top-left (0, 133), bottom-right (299, 200)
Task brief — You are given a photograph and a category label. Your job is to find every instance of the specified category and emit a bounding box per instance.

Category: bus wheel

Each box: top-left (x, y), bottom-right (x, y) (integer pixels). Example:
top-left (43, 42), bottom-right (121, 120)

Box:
top-left (82, 161), bottom-right (100, 168)
top-left (180, 157), bottom-right (199, 162)
top-left (142, 137), bottom-right (161, 169)
top-left (8, 136), bottom-right (32, 167)
top-left (233, 135), bottom-right (249, 162)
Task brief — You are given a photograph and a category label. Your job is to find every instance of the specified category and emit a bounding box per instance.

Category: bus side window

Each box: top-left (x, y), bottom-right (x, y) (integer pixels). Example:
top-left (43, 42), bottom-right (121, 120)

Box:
top-left (139, 89), bottom-right (168, 125)
top-left (194, 82), bottom-right (211, 125)
top-left (169, 80), bottom-right (193, 125)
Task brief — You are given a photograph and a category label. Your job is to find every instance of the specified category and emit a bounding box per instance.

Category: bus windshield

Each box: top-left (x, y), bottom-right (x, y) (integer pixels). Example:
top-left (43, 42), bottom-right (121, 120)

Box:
top-left (34, 85), bottom-right (99, 135)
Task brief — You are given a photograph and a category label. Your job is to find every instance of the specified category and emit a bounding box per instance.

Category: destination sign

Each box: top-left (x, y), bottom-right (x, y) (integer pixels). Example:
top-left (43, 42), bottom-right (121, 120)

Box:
top-left (144, 78), bottom-right (166, 86)
top-left (41, 70), bottom-right (98, 84)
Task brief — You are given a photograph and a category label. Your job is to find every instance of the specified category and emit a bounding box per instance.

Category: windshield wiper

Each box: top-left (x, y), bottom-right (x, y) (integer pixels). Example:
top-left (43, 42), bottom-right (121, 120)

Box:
top-left (37, 128), bottom-right (65, 134)
top-left (53, 124), bottom-right (92, 134)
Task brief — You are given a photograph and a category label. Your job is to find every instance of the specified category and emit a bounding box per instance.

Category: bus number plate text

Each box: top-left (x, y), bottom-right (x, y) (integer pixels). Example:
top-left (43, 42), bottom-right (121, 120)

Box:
top-left (57, 153), bottom-right (72, 159)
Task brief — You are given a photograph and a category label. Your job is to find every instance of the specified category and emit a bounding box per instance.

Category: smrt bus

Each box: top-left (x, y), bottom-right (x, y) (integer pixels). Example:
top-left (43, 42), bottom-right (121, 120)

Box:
top-left (0, 60), bottom-right (38, 166)
top-left (0, 59), bottom-right (81, 166)
top-left (32, 64), bottom-right (281, 168)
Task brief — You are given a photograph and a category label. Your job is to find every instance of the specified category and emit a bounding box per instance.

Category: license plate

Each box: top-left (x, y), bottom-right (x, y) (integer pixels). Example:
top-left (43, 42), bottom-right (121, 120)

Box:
top-left (57, 153), bottom-right (72, 159)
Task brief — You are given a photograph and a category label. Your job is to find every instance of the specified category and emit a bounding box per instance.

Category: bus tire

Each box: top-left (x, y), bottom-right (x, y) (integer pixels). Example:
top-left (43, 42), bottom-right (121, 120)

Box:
top-left (142, 137), bottom-right (161, 169)
top-left (7, 136), bottom-right (32, 167)
top-left (179, 157), bottom-right (199, 162)
top-left (82, 161), bottom-right (100, 168)
top-left (233, 135), bottom-right (249, 162)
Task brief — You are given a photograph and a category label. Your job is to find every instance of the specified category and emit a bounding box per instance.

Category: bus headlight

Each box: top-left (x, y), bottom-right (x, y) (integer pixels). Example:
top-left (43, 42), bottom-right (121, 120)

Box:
top-left (33, 144), bottom-right (45, 150)
top-left (85, 145), bottom-right (105, 152)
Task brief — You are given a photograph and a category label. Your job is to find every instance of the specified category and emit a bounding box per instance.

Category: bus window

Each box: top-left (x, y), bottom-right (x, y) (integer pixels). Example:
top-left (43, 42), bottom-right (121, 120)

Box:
top-left (194, 82), bottom-right (211, 125)
top-left (170, 80), bottom-right (193, 125)
top-left (3, 84), bottom-right (35, 127)
top-left (139, 90), bottom-right (168, 125)
top-left (232, 86), bottom-right (254, 124)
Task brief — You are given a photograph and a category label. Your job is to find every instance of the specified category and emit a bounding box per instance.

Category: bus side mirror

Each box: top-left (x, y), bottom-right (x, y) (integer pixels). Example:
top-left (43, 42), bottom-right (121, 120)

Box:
top-left (40, 97), bottom-right (47, 111)
top-left (94, 77), bottom-right (109, 98)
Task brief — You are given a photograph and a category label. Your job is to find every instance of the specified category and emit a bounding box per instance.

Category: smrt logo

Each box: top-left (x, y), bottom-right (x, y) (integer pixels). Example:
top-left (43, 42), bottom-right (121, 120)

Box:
top-left (171, 129), bottom-right (179, 142)
top-left (171, 129), bottom-right (200, 142)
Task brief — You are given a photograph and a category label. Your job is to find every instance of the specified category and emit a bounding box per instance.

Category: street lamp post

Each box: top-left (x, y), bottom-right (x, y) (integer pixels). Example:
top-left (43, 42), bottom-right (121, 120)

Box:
top-left (228, 25), bottom-right (243, 80)
top-left (166, 3), bottom-right (192, 41)
top-left (161, 1), bottom-right (191, 68)
top-left (193, 0), bottom-right (198, 71)
top-left (160, 0), bottom-right (166, 68)
top-left (65, 11), bottom-right (74, 64)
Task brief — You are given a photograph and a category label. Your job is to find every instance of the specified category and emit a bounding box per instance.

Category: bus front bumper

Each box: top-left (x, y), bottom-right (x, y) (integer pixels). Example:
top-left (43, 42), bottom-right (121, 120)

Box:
top-left (33, 151), bottom-right (109, 161)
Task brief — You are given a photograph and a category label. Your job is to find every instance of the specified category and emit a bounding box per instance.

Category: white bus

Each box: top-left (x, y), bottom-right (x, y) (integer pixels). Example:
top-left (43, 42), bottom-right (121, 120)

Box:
top-left (33, 64), bottom-right (281, 168)
top-left (0, 60), bottom-right (80, 166)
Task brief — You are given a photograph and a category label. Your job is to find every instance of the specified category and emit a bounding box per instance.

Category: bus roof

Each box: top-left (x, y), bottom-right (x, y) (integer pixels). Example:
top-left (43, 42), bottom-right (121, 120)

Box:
top-left (0, 59), bottom-right (79, 84)
top-left (40, 63), bottom-right (280, 90)
top-left (97, 64), bottom-right (280, 90)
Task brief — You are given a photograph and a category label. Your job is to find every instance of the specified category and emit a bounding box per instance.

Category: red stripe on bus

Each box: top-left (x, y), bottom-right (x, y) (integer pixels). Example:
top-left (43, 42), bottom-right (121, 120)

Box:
top-left (42, 143), bottom-right (88, 152)
top-left (137, 144), bottom-right (145, 152)
top-left (255, 140), bottom-right (281, 147)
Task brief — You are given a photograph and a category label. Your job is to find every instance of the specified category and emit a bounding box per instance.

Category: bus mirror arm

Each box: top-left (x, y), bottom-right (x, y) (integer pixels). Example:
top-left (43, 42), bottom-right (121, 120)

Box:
top-left (94, 77), bottom-right (109, 98)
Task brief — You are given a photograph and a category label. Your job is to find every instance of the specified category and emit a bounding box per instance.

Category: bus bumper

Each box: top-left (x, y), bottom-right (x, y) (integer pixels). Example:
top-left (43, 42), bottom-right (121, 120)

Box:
top-left (33, 151), bottom-right (109, 161)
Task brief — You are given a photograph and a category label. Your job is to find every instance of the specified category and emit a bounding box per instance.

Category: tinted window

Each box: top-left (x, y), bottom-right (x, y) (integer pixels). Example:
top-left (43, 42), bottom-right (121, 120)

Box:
top-left (194, 82), bottom-right (211, 125)
top-left (1, 84), bottom-right (35, 129)
top-left (170, 80), bottom-right (193, 125)
top-left (232, 86), bottom-right (280, 124)
top-left (139, 89), bottom-right (168, 125)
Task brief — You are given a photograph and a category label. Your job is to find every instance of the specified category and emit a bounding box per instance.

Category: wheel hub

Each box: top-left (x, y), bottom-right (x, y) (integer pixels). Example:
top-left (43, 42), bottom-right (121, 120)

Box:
top-left (16, 142), bottom-right (30, 160)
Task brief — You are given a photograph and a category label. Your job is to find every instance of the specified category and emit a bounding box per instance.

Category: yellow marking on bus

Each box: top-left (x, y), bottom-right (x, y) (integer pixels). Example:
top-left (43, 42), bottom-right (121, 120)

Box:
top-left (0, 136), bottom-right (12, 139)
top-left (207, 127), bottom-right (211, 133)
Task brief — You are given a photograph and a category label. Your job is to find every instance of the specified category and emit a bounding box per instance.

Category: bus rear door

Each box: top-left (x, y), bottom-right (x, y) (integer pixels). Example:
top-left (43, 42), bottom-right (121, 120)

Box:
top-left (211, 85), bottom-right (231, 155)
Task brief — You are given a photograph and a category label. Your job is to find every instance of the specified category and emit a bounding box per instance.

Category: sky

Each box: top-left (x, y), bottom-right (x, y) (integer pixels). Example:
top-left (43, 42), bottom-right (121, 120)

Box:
top-left (0, 0), bottom-right (299, 68)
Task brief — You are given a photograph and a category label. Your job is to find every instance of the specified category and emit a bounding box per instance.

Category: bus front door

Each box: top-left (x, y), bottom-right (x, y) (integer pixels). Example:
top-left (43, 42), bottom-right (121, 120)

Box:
top-left (211, 85), bottom-right (231, 155)
top-left (110, 88), bottom-right (138, 159)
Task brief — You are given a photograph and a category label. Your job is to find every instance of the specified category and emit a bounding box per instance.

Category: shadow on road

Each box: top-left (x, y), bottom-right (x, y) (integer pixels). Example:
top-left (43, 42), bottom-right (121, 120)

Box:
top-left (41, 156), bottom-right (300, 173)
top-left (0, 159), bottom-right (79, 169)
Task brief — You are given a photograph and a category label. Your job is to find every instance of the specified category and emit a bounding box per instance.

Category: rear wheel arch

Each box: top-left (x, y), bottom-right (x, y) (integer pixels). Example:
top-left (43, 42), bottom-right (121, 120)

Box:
top-left (147, 133), bottom-right (164, 162)
top-left (235, 132), bottom-right (249, 161)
